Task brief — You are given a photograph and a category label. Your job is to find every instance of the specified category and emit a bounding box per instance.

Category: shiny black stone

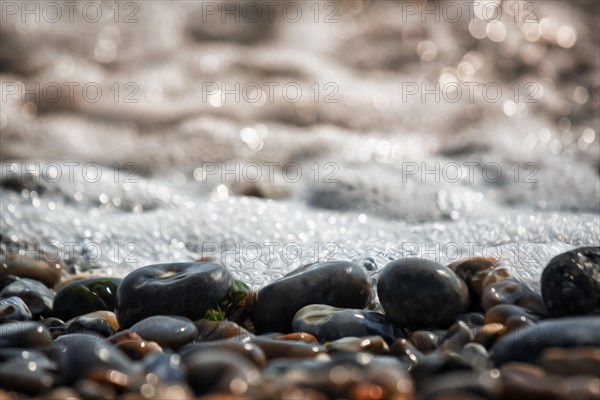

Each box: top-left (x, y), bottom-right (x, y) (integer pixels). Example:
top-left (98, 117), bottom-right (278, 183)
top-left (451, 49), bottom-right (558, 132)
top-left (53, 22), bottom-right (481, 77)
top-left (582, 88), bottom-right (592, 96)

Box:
top-left (115, 262), bottom-right (233, 328)
top-left (52, 277), bottom-right (121, 321)
top-left (541, 246), bottom-right (600, 316)
top-left (377, 258), bottom-right (469, 330)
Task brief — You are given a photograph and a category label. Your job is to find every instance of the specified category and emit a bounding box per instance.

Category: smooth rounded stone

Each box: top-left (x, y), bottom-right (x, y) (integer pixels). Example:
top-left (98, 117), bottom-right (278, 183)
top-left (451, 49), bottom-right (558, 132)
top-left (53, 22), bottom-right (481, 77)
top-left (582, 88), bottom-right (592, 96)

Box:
top-left (457, 312), bottom-right (486, 328)
top-left (0, 322), bottom-right (52, 348)
top-left (485, 304), bottom-right (539, 326)
top-left (409, 351), bottom-right (473, 383)
top-left (251, 261), bottom-right (371, 334)
top-left (0, 278), bottom-right (54, 317)
top-left (275, 332), bottom-right (319, 343)
top-left (180, 341), bottom-right (267, 368)
top-left (1, 252), bottom-right (65, 288)
top-left (440, 321), bottom-right (473, 352)
top-left (418, 370), bottom-right (502, 400)
top-left (143, 351), bottom-right (186, 384)
top-left (195, 319), bottom-right (254, 342)
top-left (115, 262), bottom-right (233, 328)
top-left (449, 257), bottom-right (496, 306)
top-left (482, 279), bottom-right (546, 313)
top-left (500, 362), bottom-right (569, 400)
top-left (108, 331), bottom-right (162, 360)
top-left (263, 353), bottom-right (413, 399)
top-left (292, 304), bottom-right (399, 343)
top-left (542, 347), bottom-right (600, 376)
top-left (482, 266), bottom-right (512, 288)
top-left (58, 337), bottom-right (137, 384)
top-left (251, 338), bottom-right (327, 360)
top-left (474, 323), bottom-right (507, 349)
top-left (390, 338), bottom-right (423, 364)
top-left (0, 296), bottom-right (32, 321)
top-left (326, 336), bottom-right (389, 354)
top-left (409, 330), bottom-right (442, 353)
top-left (460, 343), bottom-right (490, 371)
top-left (42, 317), bottom-right (67, 339)
top-left (76, 379), bottom-right (116, 400)
top-left (183, 349), bottom-right (261, 397)
top-left (377, 258), bottom-right (470, 330)
top-left (52, 277), bottom-right (121, 321)
top-left (130, 316), bottom-right (197, 349)
top-left (66, 313), bottom-right (116, 337)
top-left (0, 352), bottom-right (56, 394)
top-left (490, 316), bottom-right (600, 366)
top-left (541, 246), bottom-right (600, 317)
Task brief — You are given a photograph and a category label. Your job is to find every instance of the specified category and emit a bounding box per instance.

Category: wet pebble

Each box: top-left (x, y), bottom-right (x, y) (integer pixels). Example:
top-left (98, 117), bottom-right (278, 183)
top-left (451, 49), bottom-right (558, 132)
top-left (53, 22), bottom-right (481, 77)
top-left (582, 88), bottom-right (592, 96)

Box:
top-left (409, 330), bottom-right (443, 354)
top-left (181, 341), bottom-right (267, 368)
top-left (251, 338), bottom-right (327, 360)
top-left (0, 296), bottom-right (32, 321)
top-left (52, 277), bottom-right (121, 321)
top-left (130, 315), bottom-right (197, 349)
top-left (143, 351), bottom-right (186, 383)
top-left (541, 246), bottom-right (600, 317)
top-left (251, 261), bottom-right (371, 334)
top-left (66, 312), bottom-right (117, 337)
top-left (1, 252), bottom-right (65, 288)
top-left (0, 278), bottom-right (54, 317)
top-left (58, 337), bottom-right (136, 384)
top-left (449, 257), bottom-right (496, 308)
top-left (292, 304), bottom-right (399, 343)
top-left (183, 349), bottom-right (261, 397)
top-left (485, 304), bottom-right (539, 326)
top-left (326, 336), bottom-right (389, 354)
top-left (490, 316), bottom-right (600, 365)
top-left (481, 278), bottom-right (544, 312)
top-left (115, 262), bottom-right (233, 328)
top-left (0, 322), bottom-right (52, 348)
top-left (377, 258), bottom-right (469, 330)
top-left (108, 331), bottom-right (162, 360)
top-left (0, 350), bottom-right (56, 394)
top-left (541, 347), bottom-right (600, 376)
top-left (195, 319), bottom-right (254, 342)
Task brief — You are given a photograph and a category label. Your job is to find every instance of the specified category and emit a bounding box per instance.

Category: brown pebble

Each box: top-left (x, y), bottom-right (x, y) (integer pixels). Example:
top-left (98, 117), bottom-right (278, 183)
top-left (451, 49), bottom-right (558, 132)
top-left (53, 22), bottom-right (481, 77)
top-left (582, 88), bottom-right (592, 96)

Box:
top-left (485, 304), bottom-right (538, 326)
top-left (409, 330), bottom-right (442, 354)
top-left (390, 338), bottom-right (422, 364)
top-left (482, 267), bottom-right (511, 289)
top-left (542, 347), bottom-right (600, 376)
top-left (327, 336), bottom-right (389, 355)
top-left (1, 253), bottom-right (66, 288)
top-left (108, 331), bottom-right (162, 360)
top-left (448, 257), bottom-right (496, 298)
top-left (275, 332), bottom-right (318, 343)
top-left (500, 362), bottom-right (567, 400)
top-left (251, 338), bottom-right (327, 360)
top-left (474, 323), bottom-right (506, 349)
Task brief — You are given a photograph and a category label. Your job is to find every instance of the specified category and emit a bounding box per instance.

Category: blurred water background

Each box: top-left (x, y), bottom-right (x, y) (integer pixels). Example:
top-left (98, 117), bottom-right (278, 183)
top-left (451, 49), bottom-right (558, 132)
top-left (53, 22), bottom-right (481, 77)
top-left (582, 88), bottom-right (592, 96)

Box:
top-left (1, 0), bottom-right (599, 288)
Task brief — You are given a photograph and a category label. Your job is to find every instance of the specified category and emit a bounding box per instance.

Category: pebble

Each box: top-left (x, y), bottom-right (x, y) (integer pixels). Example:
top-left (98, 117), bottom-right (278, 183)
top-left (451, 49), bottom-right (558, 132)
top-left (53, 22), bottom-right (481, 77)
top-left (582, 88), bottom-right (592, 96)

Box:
top-left (0, 278), bottom-right (54, 317)
top-left (130, 315), bottom-right (198, 349)
top-left (1, 252), bottom-right (65, 288)
top-left (181, 341), bottom-right (267, 368)
top-left (409, 330), bottom-right (442, 354)
top-left (0, 351), bottom-right (56, 394)
top-left (251, 338), bottom-right (327, 360)
top-left (183, 349), bottom-right (261, 397)
top-left (481, 278), bottom-right (545, 312)
top-left (326, 336), bottom-right (389, 354)
top-left (541, 246), bottom-right (600, 317)
top-left (143, 351), bottom-right (186, 383)
top-left (0, 296), bottom-right (32, 321)
top-left (292, 304), bottom-right (399, 343)
top-left (66, 312), bottom-right (117, 337)
top-left (541, 347), bottom-right (600, 376)
top-left (485, 304), bottom-right (539, 325)
top-left (490, 316), bottom-right (600, 365)
top-left (52, 277), bottom-right (121, 321)
top-left (58, 337), bottom-right (136, 384)
top-left (195, 319), bottom-right (254, 342)
top-left (0, 322), bottom-right (53, 348)
top-left (115, 262), bottom-right (233, 328)
top-left (377, 258), bottom-right (470, 330)
top-left (251, 261), bottom-right (371, 334)
top-left (108, 331), bottom-right (162, 360)
top-left (449, 257), bottom-right (496, 307)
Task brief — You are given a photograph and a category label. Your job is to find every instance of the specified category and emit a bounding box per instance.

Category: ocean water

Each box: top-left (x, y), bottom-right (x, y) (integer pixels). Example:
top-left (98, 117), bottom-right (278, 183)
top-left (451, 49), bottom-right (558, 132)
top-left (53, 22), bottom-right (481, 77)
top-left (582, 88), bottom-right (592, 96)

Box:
top-left (1, 1), bottom-right (599, 290)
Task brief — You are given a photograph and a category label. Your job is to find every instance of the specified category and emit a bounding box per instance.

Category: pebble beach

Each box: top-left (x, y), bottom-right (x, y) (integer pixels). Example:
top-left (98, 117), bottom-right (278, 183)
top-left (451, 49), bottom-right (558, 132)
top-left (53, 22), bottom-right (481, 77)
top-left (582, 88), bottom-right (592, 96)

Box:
top-left (1, 1), bottom-right (600, 399)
